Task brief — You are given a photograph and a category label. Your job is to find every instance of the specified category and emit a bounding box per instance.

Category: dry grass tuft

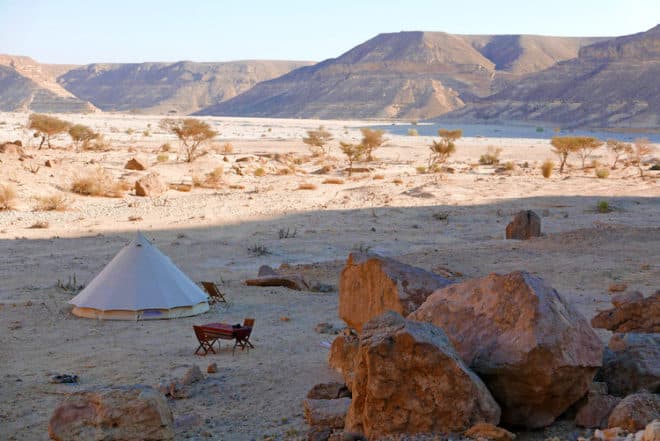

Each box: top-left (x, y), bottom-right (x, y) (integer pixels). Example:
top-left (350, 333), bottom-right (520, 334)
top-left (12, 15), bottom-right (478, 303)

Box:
top-left (195, 166), bottom-right (224, 189)
top-left (28, 220), bottom-right (49, 229)
top-left (322, 178), bottom-right (344, 185)
top-left (156, 153), bottom-right (169, 162)
top-left (0, 184), bottom-right (17, 210)
top-left (71, 169), bottom-right (125, 198)
top-left (33, 194), bottom-right (70, 211)
top-left (297, 182), bottom-right (317, 190)
top-left (254, 167), bottom-right (266, 177)
top-left (541, 160), bottom-right (554, 179)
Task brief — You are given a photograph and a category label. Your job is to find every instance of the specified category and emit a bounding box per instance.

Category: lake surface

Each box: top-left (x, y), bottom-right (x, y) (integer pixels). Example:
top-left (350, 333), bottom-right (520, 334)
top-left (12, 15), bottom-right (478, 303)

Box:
top-left (371, 122), bottom-right (660, 143)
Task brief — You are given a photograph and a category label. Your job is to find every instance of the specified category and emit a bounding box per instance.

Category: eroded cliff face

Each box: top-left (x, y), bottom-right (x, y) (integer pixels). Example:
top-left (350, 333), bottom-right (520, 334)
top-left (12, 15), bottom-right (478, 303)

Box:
top-left (443, 25), bottom-right (660, 129)
top-left (197, 31), bottom-right (601, 120)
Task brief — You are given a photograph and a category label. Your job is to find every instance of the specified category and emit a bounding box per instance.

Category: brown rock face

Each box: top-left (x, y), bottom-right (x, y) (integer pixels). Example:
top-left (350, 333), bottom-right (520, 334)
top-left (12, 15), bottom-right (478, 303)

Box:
top-left (339, 253), bottom-right (451, 332)
top-left (328, 332), bottom-right (360, 388)
top-left (135, 172), bottom-right (167, 197)
top-left (598, 333), bottom-right (660, 396)
top-left (303, 398), bottom-right (351, 431)
top-left (409, 271), bottom-right (603, 428)
top-left (48, 385), bottom-right (174, 441)
top-left (307, 382), bottom-right (351, 400)
top-left (575, 383), bottom-right (622, 428)
top-left (344, 312), bottom-right (500, 439)
top-left (592, 291), bottom-right (660, 333)
top-left (124, 158), bottom-right (147, 170)
top-left (607, 393), bottom-right (660, 431)
top-left (505, 210), bottom-right (541, 240)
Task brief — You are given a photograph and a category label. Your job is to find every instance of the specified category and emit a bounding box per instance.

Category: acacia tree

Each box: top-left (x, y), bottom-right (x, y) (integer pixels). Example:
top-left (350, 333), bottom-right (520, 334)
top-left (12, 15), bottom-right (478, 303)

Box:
top-left (573, 137), bottom-right (603, 169)
top-left (303, 126), bottom-right (333, 156)
top-left (339, 142), bottom-right (364, 176)
top-left (606, 139), bottom-right (633, 169)
top-left (550, 136), bottom-right (577, 173)
top-left (632, 137), bottom-right (654, 177)
top-left (159, 118), bottom-right (217, 162)
top-left (68, 124), bottom-right (99, 150)
top-left (28, 114), bottom-right (71, 149)
top-left (360, 128), bottom-right (386, 162)
top-left (428, 128), bottom-right (461, 172)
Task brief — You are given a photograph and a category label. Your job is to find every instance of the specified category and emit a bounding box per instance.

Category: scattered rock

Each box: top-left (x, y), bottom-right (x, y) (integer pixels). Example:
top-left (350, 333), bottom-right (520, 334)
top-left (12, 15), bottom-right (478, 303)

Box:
top-left (611, 291), bottom-right (644, 307)
top-left (609, 284), bottom-right (629, 293)
top-left (575, 382), bottom-right (622, 428)
top-left (181, 365), bottom-right (203, 385)
top-left (124, 158), bottom-right (147, 170)
top-left (0, 143), bottom-right (24, 155)
top-left (643, 420), bottom-right (660, 441)
top-left (50, 374), bottom-right (79, 384)
top-left (206, 363), bottom-right (217, 374)
top-left (315, 322), bottom-right (341, 334)
top-left (505, 210), bottom-right (541, 240)
top-left (344, 312), bottom-right (500, 439)
top-left (328, 332), bottom-right (359, 388)
top-left (311, 283), bottom-right (337, 293)
top-left (236, 156), bottom-right (254, 163)
top-left (409, 271), bottom-right (603, 428)
top-left (135, 172), bottom-right (167, 197)
top-left (307, 382), bottom-right (351, 400)
top-left (465, 423), bottom-right (516, 441)
top-left (608, 393), bottom-right (660, 431)
top-left (339, 252), bottom-right (451, 332)
top-left (245, 275), bottom-right (309, 291)
top-left (312, 165), bottom-right (334, 174)
top-left (280, 316), bottom-right (290, 321)
top-left (303, 398), bottom-right (351, 430)
top-left (157, 380), bottom-right (190, 400)
top-left (594, 427), bottom-right (627, 441)
top-left (48, 385), bottom-right (174, 441)
top-left (258, 265), bottom-right (278, 277)
top-left (598, 333), bottom-right (659, 396)
top-left (592, 291), bottom-right (660, 333)
top-left (44, 159), bottom-right (58, 167)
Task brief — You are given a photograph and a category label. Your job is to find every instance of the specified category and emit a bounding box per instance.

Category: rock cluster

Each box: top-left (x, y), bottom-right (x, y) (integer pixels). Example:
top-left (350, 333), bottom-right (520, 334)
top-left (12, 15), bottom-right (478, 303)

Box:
top-left (592, 290), bottom-right (659, 333)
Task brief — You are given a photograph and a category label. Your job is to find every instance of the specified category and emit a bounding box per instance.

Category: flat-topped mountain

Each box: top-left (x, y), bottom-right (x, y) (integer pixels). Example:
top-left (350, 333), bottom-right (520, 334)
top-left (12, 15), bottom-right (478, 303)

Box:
top-left (197, 31), bottom-right (602, 119)
top-left (442, 25), bottom-right (660, 129)
top-left (58, 60), bottom-right (313, 115)
top-left (0, 55), bottom-right (95, 113)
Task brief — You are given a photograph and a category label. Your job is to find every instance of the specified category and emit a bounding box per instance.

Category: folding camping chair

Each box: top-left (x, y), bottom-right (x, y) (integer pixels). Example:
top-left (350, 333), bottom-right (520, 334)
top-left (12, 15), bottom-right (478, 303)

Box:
top-left (234, 318), bottom-right (256, 353)
top-left (200, 281), bottom-right (228, 305)
top-left (193, 325), bottom-right (219, 355)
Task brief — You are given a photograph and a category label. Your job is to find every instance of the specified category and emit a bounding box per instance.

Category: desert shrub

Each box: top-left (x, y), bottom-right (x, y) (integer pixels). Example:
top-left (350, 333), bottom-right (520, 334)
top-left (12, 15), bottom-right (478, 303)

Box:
top-left (339, 142), bottom-right (364, 176)
top-left (28, 220), bottom-right (49, 229)
top-left (33, 194), bottom-right (69, 211)
top-left (551, 136), bottom-right (602, 172)
top-left (322, 178), bottom-right (344, 184)
top-left (597, 200), bottom-right (611, 213)
top-left (632, 138), bottom-right (654, 177)
top-left (407, 128), bottom-right (418, 136)
top-left (297, 182), bottom-right (317, 190)
top-left (160, 143), bottom-right (172, 152)
top-left (247, 243), bottom-right (271, 256)
top-left (541, 160), bottom-right (554, 178)
top-left (28, 114), bottom-right (71, 149)
top-left (159, 118), bottom-right (218, 162)
top-left (416, 166), bottom-right (427, 174)
top-left (70, 169), bottom-right (125, 198)
top-left (142, 129), bottom-right (150, 137)
top-left (504, 161), bottom-right (515, 171)
top-left (360, 128), bottom-right (386, 161)
top-left (595, 168), bottom-right (610, 179)
top-left (156, 153), bottom-right (169, 162)
top-left (606, 139), bottom-right (632, 169)
top-left (196, 166), bottom-right (224, 188)
top-left (278, 227), bottom-right (297, 239)
top-left (427, 128), bottom-right (461, 171)
top-left (68, 124), bottom-right (98, 150)
top-left (0, 184), bottom-right (17, 210)
top-left (82, 135), bottom-right (111, 151)
top-left (303, 126), bottom-right (333, 156)
top-left (479, 147), bottom-right (502, 165)
top-left (221, 142), bottom-right (234, 154)
top-left (125, 128), bottom-right (135, 135)
top-left (254, 167), bottom-right (266, 177)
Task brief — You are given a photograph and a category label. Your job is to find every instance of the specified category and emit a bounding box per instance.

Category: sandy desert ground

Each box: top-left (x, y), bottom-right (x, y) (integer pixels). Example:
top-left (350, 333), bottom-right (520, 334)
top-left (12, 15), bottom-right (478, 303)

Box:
top-left (0, 111), bottom-right (658, 440)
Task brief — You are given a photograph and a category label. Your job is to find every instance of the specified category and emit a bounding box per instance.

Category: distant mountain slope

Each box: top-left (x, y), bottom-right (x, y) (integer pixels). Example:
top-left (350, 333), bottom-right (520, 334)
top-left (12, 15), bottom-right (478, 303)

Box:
top-left (441, 25), bottom-right (660, 129)
top-left (0, 57), bottom-right (95, 113)
top-left (197, 31), bottom-right (602, 120)
top-left (58, 60), bottom-right (313, 115)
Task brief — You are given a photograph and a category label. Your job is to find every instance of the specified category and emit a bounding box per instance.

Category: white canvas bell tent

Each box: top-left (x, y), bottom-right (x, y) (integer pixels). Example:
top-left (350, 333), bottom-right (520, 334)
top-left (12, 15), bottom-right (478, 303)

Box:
top-left (69, 231), bottom-right (209, 320)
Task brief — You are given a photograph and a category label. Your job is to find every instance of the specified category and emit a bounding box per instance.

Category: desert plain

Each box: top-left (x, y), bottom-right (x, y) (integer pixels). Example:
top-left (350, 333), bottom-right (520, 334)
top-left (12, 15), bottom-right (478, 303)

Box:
top-left (0, 111), bottom-right (658, 440)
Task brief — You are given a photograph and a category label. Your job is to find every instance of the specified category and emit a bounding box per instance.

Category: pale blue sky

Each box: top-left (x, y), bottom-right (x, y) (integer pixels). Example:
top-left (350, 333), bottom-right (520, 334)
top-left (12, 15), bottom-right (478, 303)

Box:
top-left (1, 0), bottom-right (658, 64)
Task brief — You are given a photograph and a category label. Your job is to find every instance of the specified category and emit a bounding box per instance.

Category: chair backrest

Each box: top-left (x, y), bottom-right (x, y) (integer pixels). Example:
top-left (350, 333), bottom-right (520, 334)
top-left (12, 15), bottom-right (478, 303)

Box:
top-left (243, 317), bottom-right (255, 328)
top-left (193, 325), bottom-right (207, 341)
top-left (200, 281), bottom-right (218, 296)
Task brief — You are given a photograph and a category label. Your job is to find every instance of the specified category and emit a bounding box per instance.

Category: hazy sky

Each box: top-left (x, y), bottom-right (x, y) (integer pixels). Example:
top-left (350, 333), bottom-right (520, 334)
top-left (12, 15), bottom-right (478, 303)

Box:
top-left (1, 0), bottom-right (658, 64)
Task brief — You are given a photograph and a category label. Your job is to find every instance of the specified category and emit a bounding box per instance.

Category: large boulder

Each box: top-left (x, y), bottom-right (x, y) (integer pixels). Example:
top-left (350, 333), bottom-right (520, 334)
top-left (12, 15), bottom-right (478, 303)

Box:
top-left (592, 291), bottom-right (660, 333)
top-left (598, 333), bottom-right (660, 396)
top-left (608, 393), bottom-right (660, 431)
top-left (124, 158), bottom-right (147, 171)
top-left (303, 398), bottom-right (351, 431)
top-left (575, 382), bottom-right (622, 428)
top-left (344, 312), bottom-right (500, 439)
top-left (408, 271), bottom-right (603, 428)
top-left (339, 253), bottom-right (452, 332)
top-left (48, 385), bottom-right (174, 441)
top-left (505, 210), bottom-right (541, 240)
top-left (135, 172), bottom-right (167, 197)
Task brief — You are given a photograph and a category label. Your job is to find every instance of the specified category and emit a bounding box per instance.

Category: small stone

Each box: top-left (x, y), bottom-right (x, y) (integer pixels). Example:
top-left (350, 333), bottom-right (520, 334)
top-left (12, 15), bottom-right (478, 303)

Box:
top-left (505, 210), bottom-right (541, 240)
top-left (181, 365), bottom-right (203, 385)
top-left (465, 423), bottom-right (516, 441)
top-left (206, 363), bottom-right (217, 374)
top-left (124, 158), bottom-right (147, 170)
